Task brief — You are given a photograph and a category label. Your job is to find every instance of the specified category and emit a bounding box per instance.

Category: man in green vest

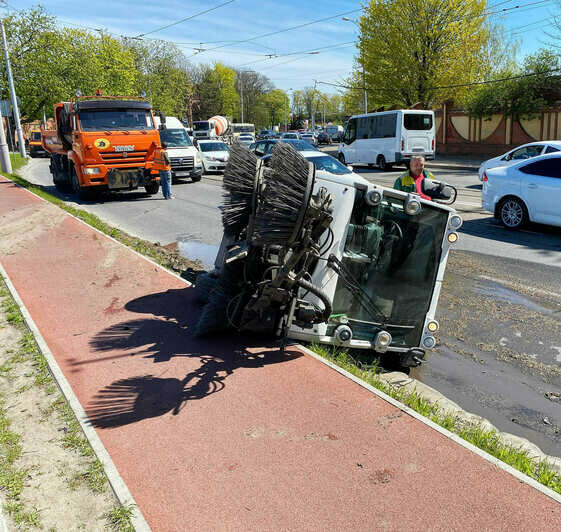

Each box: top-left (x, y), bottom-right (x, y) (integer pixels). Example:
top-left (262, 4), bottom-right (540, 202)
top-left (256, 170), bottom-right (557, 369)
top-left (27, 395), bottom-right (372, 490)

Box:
top-left (393, 156), bottom-right (435, 200)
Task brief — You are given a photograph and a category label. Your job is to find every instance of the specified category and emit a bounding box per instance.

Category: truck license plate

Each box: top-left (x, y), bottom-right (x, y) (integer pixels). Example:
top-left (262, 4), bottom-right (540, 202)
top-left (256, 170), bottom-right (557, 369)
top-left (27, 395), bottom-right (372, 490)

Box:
top-left (108, 169), bottom-right (141, 190)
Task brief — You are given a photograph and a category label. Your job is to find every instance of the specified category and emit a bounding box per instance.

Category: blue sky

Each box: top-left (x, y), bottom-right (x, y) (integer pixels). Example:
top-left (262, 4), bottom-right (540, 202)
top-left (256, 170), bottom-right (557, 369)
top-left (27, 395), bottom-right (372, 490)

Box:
top-left (9, 0), bottom-right (558, 95)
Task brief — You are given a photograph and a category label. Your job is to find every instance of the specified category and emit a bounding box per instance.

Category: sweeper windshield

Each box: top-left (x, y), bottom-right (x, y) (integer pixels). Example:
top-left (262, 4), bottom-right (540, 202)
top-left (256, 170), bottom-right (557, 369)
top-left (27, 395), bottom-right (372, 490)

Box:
top-left (328, 191), bottom-right (448, 347)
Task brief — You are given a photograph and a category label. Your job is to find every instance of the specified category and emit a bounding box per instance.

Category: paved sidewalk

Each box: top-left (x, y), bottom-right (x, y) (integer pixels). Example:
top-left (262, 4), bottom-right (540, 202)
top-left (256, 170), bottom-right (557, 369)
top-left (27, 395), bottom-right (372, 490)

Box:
top-left (0, 175), bottom-right (559, 530)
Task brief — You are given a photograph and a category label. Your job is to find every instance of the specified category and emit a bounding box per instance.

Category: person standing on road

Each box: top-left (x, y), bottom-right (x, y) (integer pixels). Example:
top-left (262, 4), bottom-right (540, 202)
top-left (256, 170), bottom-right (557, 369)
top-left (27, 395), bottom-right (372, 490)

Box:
top-left (393, 156), bottom-right (434, 200)
top-left (157, 142), bottom-right (173, 200)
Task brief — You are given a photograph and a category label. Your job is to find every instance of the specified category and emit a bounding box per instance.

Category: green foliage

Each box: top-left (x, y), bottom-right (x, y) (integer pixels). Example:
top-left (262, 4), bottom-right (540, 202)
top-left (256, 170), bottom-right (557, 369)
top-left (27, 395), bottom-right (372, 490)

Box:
top-left (467, 49), bottom-right (561, 118)
top-left (5, 6), bottom-right (137, 122)
top-left (357, 0), bottom-right (492, 108)
top-left (9, 153), bottom-right (28, 172)
top-left (261, 89), bottom-right (289, 128)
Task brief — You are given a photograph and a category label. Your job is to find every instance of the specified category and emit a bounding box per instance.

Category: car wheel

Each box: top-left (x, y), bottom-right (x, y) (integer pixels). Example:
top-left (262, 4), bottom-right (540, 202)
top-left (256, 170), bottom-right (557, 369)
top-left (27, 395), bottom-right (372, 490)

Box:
top-left (338, 153), bottom-right (346, 164)
top-left (191, 174), bottom-right (201, 182)
top-left (498, 197), bottom-right (528, 230)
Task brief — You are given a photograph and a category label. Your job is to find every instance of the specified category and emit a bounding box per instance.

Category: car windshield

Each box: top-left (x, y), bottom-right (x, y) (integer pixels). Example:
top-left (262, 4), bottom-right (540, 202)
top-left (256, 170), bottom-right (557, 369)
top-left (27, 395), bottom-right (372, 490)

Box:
top-left (78, 109), bottom-right (154, 131)
top-left (193, 121), bottom-right (210, 131)
top-left (200, 142), bottom-right (228, 152)
top-left (307, 155), bottom-right (351, 174)
top-left (159, 128), bottom-right (193, 147)
top-left (282, 139), bottom-right (318, 151)
top-left (283, 133), bottom-right (298, 138)
top-left (328, 191), bottom-right (448, 347)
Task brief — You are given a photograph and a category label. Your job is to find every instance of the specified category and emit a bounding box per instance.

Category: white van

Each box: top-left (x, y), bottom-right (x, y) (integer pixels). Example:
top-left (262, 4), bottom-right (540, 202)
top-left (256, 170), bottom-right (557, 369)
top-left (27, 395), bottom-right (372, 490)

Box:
top-left (154, 116), bottom-right (203, 182)
top-left (337, 110), bottom-right (435, 170)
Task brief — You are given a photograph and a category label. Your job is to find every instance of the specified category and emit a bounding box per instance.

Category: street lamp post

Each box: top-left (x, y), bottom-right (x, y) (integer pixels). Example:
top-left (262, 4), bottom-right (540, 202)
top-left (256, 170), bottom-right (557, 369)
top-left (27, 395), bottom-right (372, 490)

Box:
top-left (343, 17), bottom-right (367, 114)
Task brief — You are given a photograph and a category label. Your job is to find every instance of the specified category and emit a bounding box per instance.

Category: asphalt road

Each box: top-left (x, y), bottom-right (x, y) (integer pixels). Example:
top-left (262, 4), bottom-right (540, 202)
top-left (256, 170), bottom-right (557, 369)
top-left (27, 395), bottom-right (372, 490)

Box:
top-left (18, 157), bottom-right (561, 456)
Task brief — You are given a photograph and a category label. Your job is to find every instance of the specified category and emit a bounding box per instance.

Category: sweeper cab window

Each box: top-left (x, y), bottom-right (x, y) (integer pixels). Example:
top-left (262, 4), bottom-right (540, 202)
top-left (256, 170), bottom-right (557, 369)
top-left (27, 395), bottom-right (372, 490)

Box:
top-left (328, 191), bottom-right (448, 347)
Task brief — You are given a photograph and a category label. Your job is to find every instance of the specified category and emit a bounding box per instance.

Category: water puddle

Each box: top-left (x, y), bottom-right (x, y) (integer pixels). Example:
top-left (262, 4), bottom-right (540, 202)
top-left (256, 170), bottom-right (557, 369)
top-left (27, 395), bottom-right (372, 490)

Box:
top-left (474, 279), bottom-right (557, 317)
top-left (177, 240), bottom-right (219, 271)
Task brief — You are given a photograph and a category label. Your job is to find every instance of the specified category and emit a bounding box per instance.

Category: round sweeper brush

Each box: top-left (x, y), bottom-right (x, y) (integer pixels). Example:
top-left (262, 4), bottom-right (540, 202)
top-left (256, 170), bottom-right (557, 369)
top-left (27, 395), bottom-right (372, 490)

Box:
top-left (252, 143), bottom-right (315, 247)
top-left (221, 143), bottom-right (259, 236)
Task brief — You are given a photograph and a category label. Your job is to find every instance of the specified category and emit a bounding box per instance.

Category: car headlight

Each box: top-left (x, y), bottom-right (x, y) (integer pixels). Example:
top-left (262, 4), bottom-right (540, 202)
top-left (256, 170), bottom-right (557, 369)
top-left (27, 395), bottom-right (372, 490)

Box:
top-left (195, 153), bottom-right (201, 164)
top-left (83, 167), bottom-right (101, 175)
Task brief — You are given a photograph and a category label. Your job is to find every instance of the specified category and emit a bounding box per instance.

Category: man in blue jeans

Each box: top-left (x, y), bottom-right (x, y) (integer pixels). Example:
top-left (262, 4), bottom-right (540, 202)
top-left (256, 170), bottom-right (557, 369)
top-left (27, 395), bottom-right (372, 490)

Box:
top-left (159, 142), bottom-right (173, 199)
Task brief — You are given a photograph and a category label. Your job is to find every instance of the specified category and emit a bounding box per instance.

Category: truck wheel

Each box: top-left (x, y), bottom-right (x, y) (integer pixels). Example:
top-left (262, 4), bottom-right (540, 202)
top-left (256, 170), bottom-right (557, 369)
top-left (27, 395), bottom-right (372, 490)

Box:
top-left (191, 174), bottom-right (202, 182)
top-left (144, 183), bottom-right (159, 195)
top-left (338, 153), bottom-right (346, 164)
top-left (71, 167), bottom-right (90, 200)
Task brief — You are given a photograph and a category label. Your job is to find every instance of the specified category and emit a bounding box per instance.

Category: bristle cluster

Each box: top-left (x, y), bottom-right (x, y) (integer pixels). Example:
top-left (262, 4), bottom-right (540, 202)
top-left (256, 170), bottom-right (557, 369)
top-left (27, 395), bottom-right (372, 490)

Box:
top-left (221, 143), bottom-right (258, 234)
top-left (252, 143), bottom-right (313, 246)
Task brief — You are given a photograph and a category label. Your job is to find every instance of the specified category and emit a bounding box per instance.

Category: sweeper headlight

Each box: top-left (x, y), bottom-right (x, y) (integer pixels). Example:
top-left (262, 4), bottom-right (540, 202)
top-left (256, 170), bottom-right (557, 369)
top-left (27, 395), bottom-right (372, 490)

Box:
top-left (426, 320), bottom-right (439, 333)
top-left (449, 214), bottom-right (463, 230)
top-left (365, 188), bottom-right (382, 206)
top-left (447, 232), bottom-right (459, 244)
top-left (405, 195), bottom-right (421, 216)
top-left (423, 335), bottom-right (436, 349)
top-left (374, 330), bottom-right (392, 352)
top-left (334, 325), bottom-right (353, 343)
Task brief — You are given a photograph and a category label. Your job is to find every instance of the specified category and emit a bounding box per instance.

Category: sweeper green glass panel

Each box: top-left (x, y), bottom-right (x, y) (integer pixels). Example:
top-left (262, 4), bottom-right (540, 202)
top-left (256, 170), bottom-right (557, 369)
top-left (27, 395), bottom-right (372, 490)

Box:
top-left (328, 191), bottom-right (448, 347)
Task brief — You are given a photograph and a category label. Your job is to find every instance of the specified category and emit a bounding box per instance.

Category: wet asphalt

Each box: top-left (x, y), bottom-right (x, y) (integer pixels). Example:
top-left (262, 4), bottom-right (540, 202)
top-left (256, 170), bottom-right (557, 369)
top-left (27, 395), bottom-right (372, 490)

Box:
top-left (18, 158), bottom-right (561, 457)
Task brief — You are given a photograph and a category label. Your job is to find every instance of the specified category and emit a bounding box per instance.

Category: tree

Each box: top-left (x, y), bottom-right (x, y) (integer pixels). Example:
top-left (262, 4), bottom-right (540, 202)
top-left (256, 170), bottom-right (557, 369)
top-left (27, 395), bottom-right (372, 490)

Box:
top-left (358, 0), bottom-right (491, 108)
top-left (467, 49), bottom-right (561, 118)
top-left (261, 89), bottom-right (289, 128)
top-left (234, 70), bottom-right (273, 124)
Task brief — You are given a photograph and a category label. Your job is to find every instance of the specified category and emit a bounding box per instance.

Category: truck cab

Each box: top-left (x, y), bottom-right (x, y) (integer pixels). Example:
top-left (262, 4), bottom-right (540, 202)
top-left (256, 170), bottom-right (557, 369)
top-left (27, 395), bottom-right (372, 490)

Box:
top-left (28, 129), bottom-right (47, 157)
top-left (154, 116), bottom-right (202, 182)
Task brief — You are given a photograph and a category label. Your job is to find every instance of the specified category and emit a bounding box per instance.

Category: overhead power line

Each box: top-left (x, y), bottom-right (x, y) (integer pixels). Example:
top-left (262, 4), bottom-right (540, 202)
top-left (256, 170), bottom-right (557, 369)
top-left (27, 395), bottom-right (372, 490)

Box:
top-left (315, 67), bottom-right (561, 93)
top-left (186, 7), bottom-right (363, 58)
top-left (135, 0), bottom-right (236, 38)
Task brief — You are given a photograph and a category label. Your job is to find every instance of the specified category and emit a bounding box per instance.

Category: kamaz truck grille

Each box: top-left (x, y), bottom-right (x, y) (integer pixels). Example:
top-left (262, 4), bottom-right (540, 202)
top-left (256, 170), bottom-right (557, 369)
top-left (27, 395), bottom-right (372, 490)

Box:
top-left (100, 150), bottom-right (148, 165)
top-left (171, 156), bottom-right (194, 171)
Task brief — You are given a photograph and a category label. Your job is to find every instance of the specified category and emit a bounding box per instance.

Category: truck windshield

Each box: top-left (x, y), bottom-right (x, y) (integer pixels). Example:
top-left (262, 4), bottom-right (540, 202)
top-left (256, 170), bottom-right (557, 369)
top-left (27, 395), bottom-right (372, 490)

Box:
top-left (31, 132), bottom-right (42, 141)
top-left (193, 121), bottom-right (210, 131)
top-left (328, 191), bottom-right (448, 347)
top-left (403, 113), bottom-right (433, 131)
top-left (159, 128), bottom-right (193, 147)
top-left (78, 109), bottom-right (154, 131)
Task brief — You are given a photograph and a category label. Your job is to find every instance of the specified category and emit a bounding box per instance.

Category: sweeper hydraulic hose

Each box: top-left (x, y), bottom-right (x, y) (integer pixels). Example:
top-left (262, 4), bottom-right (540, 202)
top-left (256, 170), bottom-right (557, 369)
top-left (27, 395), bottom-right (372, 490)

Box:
top-left (296, 278), bottom-right (332, 322)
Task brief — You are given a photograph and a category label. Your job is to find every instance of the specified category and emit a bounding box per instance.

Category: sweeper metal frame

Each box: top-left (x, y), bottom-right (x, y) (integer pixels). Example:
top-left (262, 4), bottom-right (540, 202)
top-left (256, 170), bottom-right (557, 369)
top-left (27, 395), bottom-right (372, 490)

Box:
top-left (195, 143), bottom-right (461, 368)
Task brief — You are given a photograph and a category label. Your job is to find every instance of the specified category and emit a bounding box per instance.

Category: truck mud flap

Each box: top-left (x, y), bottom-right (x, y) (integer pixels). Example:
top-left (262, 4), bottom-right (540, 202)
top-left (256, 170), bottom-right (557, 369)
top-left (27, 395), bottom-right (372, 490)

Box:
top-left (107, 168), bottom-right (143, 190)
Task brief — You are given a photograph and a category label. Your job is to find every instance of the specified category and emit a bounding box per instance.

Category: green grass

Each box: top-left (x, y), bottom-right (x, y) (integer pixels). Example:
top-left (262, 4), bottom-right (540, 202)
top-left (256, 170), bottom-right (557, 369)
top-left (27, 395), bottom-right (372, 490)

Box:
top-left (9, 153), bottom-right (28, 172)
top-left (104, 504), bottom-right (135, 532)
top-left (310, 343), bottom-right (561, 496)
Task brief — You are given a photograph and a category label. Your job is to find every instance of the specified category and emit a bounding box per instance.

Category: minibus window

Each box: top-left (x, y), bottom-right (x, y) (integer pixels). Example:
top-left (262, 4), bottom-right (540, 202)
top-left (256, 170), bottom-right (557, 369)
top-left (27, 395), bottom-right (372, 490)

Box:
top-left (404, 113), bottom-right (433, 130)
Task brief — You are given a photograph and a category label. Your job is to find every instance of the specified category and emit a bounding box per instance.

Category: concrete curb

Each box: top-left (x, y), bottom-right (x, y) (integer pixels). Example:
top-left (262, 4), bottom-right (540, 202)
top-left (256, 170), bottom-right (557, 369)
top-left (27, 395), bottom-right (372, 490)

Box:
top-left (296, 344), bottom-right (561, 505)
top-left (0, 263), bottom-right (152, 532)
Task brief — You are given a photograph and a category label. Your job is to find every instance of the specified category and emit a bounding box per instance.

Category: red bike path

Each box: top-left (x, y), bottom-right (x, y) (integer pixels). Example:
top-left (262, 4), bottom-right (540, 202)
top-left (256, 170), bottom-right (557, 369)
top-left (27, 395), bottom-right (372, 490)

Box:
top-left (1, 176), bottom-right (559, 531)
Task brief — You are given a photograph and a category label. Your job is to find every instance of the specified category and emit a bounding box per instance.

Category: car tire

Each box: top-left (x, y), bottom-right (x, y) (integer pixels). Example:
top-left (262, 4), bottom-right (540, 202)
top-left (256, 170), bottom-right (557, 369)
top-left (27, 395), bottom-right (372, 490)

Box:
top-left (377, 155), bottom-right (391, 171)
top-left (191, 174), bottom-right (201, 182)
top-left (498, 197), bottom-right (528, 230)
top-left (338, 153), bottom-right (346, 164)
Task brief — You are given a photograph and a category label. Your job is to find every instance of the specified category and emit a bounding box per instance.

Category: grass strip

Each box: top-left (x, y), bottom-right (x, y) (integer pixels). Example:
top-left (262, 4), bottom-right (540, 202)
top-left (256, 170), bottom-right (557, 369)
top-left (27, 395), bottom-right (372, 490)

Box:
top-left (310, 343), bottom-right (561, 496)
top-left (9, 153), bottom-right (28, 172)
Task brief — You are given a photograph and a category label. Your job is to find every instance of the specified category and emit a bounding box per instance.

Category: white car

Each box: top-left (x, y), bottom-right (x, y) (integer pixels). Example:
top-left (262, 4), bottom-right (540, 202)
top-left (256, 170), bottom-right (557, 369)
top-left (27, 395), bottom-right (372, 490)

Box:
top-left (197, 140), bottom-right (230, 173)
top-left (281, 132), bottom-right (300, 140)
top-left (478, 141), bottom-right (561, 181)
top-left (300, 133), bottom-right (317, 146)
top-left (482, 152), bottom-right (561, 229)
top-left (238, 134), bottom-right (255, 147)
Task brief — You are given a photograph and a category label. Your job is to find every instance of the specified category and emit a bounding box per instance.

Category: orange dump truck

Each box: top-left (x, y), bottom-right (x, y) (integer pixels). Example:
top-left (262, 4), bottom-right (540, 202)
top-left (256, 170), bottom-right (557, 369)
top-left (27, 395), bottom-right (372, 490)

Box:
top-left (28, 129), bottom-right (48, 157)
top-left (41, 95), bottom-right (164, 199)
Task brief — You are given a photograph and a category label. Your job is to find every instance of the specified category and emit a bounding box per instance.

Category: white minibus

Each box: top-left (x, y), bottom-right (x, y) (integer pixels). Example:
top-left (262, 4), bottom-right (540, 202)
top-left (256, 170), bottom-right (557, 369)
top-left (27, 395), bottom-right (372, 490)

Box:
top-left (337, 110), bottom-right (435, 170)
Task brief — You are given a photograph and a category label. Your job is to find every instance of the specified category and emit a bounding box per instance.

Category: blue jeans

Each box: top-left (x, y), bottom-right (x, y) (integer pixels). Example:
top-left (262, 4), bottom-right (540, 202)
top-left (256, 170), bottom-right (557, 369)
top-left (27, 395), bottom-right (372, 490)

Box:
top-left (160, 170), bottom-right (172, 198)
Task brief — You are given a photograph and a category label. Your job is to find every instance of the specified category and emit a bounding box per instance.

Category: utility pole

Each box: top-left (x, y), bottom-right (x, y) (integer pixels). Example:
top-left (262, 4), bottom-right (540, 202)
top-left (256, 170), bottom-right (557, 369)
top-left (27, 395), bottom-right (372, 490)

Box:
top-left (1, 20), bottom-right (25, 157)
top-left (240, 81), bottom-right (244, 123)
top-left (0, 112), bottom-right (12, 173)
